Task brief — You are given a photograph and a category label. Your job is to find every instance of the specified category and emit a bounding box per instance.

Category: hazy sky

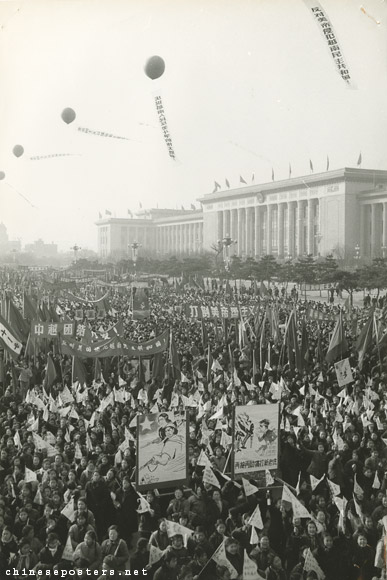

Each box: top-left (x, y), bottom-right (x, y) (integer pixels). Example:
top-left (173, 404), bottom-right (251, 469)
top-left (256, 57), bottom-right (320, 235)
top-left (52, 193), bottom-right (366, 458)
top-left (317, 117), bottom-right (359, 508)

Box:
top-left (0, 0), bottom-right (386, 251)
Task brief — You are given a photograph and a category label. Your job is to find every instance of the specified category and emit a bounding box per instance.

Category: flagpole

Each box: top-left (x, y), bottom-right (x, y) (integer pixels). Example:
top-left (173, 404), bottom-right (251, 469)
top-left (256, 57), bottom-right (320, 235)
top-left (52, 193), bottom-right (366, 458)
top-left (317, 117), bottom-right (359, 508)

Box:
top-left (223, 446), bottom-right (233, 474)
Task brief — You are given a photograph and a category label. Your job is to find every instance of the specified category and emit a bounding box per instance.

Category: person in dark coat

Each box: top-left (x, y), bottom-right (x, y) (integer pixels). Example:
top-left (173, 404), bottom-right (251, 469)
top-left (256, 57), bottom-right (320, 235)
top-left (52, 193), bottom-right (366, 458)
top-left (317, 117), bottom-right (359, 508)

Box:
top-left (129, 537), bottom-right (149, 574)
top-left (350, 532), bottom-right (376, 580)
top-left (85, 469), bottom-right (115, 541)
top-left (34, 532), bottom-right (63, 573)
top-left (113, 476), bottom-right (138, 547)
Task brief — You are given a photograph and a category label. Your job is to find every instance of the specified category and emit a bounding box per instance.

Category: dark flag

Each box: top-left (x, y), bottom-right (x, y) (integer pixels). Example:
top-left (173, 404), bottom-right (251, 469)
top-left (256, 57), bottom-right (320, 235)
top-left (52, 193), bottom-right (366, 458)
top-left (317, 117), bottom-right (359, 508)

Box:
top-left (325, 312), bottom-right (348, 363)
top-left (72, 356), bottom-right (87, 386)
top-left (43, 354), bottom-right (57, 395)
top-left (169, 332), bottom-right (181, 381)
top-left (240, 175), bottom-right (247, 184)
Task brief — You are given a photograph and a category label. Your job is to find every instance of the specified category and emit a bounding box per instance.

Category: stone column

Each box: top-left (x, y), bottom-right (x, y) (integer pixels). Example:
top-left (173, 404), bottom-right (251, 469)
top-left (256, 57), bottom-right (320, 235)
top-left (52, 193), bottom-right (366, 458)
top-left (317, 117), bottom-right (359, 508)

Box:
top-left (383, 203), bottom-right (387, 257)
top-left (278, 203), bottom-right (284, 258)
top-left (359, 206), bottom-right (365, 258)
top-left (266, 205), bottom-right (272, 255)
top-left (246, 207), bottom-right (252, 257)
top-left (223, 211), bottom-right (228, 239)
top-left (287, 201), bottom-right (296, 257)
top-left (217, 211), bottom-right (223, 242)
top-left (255, 206), bottom-right (262, 257)
top-left (307, 199), bottom-right (315, 255)
top-left (371, 204), bottom-right (377, 259)
top-left (297, 201), bottom-right (305, 256)
top-left (237, 208), bottom-right (243, 257)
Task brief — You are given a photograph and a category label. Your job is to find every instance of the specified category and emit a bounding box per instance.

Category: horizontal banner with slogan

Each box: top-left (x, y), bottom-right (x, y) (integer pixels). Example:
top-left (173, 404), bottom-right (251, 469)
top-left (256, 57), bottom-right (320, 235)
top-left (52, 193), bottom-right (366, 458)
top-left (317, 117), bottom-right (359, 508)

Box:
top-left (61, 290), bottom-right (110, 304)
top-left (60, 329), bottom-right (169, 359)
top-left (31, 321), bottom-right (76, 338)
top-left (184, 304), bottom-right (259, 319)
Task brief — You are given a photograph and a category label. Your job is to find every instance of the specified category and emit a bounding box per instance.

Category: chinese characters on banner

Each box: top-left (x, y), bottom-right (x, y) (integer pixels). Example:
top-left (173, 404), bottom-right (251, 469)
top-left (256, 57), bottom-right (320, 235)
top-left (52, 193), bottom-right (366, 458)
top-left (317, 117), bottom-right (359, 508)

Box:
top-left (154, 95), bottom-right (176, 160)
top-left (136, 411), bottom-right (188, 491)
top-left (78, 127), bottom-right (130, 140)
top-left (30, 154), bottom-right (76, 160)
top-left (303, 0), bottom-right (354, 86)
top-left (334, 358), bottom-right (354, 387)
top-left (60, 329), bottom-right (169, 359)
top-left (233, 404), bottom-right (279, 478)
top-left (30, 321), bottom-right (75, 338)
top-left (184, 304), bottom-right (259, 319)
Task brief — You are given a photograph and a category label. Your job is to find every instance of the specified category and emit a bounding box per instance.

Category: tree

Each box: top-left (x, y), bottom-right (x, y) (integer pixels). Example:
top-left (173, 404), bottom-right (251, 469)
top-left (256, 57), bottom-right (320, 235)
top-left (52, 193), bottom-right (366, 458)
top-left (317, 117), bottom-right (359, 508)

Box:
top-left (332, 270), bottom-right (360, 305)
top-left (258, 255), bottom-right (279, 284)
top-left (293, 255), bottom-right (317, 285)
top-left (315, 254), bottom-right (338, 285)
top-left (357, 258), bottom-right (387, 298)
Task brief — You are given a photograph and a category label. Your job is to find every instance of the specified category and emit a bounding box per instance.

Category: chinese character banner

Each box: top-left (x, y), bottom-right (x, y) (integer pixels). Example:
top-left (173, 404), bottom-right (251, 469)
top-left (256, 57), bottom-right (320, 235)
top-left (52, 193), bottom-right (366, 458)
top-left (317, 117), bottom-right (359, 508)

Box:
top-left (60, 329), bottom-right (169, 359)
top-left (31, 321), bottom-right (76, 338)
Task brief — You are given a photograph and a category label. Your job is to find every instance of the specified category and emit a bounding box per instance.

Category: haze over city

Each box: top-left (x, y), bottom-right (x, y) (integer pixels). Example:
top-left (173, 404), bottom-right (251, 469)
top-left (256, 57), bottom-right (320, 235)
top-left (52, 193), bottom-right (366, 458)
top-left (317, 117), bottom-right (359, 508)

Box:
top-left (0, 0), bottom-right (386, 252)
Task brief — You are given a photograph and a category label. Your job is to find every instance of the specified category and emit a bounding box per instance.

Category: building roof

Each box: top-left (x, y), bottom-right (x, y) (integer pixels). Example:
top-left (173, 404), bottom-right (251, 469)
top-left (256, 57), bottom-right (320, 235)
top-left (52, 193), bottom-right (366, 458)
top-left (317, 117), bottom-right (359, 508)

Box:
top-left (197, 167), bottom-right (387, 204)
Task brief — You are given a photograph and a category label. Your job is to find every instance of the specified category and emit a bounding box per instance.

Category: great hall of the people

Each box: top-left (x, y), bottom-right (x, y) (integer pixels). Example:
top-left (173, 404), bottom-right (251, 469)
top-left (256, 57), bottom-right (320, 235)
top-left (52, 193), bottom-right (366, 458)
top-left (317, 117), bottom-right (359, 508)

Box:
top-left (96, 167), bottom-right (387, 262)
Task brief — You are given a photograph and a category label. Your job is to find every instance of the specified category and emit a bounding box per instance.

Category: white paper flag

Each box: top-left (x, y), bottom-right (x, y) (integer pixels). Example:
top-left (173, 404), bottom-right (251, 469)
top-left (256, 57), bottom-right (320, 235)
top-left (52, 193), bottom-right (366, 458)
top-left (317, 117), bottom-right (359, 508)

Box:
top-left (242, 478), bottom-right (259, 496)
top-left (304, 548), bottom-right (325, 579)
top-left (203, 464), bottom-right (221, 488)
top-left (243, 549), bottom-right (266, 580)
top-left (61, 535), bottom-right (75, 561)
top-left (265, 469), bottom-right (274, 486)
top-left (248, 504), bottom-right (263, 529)
top-left (212, 540), bottom-right (238, 579)
top-left (24, 467), bottom-right (37, 483)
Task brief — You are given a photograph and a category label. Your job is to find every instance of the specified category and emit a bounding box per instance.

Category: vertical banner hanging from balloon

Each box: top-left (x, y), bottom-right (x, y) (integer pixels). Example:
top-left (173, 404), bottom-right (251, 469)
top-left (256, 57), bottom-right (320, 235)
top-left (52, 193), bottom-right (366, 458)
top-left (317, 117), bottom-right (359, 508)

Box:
top-left (153, 94), bottom-right (176, 160)
top-left (303, 0), bottom-right (355, 88)
top-left (144, 55), bottom-right (176, 160)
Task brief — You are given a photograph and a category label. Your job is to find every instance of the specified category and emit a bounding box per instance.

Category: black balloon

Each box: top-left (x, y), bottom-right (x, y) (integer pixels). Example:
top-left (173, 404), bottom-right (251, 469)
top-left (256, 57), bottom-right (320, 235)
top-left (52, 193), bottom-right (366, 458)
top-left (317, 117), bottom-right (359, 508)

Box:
top-left (0, 171), bottom-right (5, 180)
top-left (144, 55), bottom-right (165, 80)
top-left (61, 108), bottom-right (76, 124)
top-left (13, 144), bottom-right (24, 158)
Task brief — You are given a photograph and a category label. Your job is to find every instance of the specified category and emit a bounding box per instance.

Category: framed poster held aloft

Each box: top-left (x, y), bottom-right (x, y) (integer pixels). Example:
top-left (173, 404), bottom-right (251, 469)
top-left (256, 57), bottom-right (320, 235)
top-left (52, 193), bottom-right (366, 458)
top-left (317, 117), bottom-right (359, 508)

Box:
top-left (232, 404), bottom-right (280, 482)
top-left (136, 410), bottom-right (188, 491)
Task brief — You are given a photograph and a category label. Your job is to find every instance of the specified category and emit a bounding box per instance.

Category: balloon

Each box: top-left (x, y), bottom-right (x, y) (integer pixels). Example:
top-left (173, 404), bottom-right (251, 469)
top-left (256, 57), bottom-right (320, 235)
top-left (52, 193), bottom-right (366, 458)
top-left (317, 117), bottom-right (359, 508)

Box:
top-left (144, 55), bottom-right (165, 80)
top-left (0, 171), bottom-right (5, 180)
top-left (61, 108), bottom-right (76, 124)
top-left (13, 144), bottom-right (24, 158)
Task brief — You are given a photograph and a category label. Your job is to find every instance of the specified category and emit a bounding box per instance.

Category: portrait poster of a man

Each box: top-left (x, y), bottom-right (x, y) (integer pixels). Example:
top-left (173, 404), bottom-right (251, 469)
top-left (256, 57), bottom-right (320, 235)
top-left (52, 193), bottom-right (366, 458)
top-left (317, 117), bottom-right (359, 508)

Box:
top-left (136, 411), bottom-right (188, 490)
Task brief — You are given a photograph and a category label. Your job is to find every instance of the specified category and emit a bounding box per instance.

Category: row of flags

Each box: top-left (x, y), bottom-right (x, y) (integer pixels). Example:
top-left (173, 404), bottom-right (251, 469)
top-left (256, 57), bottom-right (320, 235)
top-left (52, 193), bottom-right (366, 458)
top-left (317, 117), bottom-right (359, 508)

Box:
top-left (213, 153), bottom-right (363, 192)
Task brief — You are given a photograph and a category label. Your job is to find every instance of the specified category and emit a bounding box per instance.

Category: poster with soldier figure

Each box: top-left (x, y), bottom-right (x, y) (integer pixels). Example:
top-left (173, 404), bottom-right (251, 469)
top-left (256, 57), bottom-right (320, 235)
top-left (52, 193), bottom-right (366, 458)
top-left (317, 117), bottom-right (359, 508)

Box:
top-left (136, 410), bottom-right (188, 491)
top-left (232, 404), bottom-right (279, 479)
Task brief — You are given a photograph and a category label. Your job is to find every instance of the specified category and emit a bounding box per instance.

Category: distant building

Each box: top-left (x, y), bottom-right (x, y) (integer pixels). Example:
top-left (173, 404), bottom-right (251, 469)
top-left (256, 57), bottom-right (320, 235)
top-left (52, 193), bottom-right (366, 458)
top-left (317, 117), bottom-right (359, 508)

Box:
top-left (95, 167), bottom-right (387, 261)
top-left (24, 239), bottom-right (58, 257)
top-left (96, 208), bottom-right (203, 260)
top-left (0, 223), bottom-right (21, 254)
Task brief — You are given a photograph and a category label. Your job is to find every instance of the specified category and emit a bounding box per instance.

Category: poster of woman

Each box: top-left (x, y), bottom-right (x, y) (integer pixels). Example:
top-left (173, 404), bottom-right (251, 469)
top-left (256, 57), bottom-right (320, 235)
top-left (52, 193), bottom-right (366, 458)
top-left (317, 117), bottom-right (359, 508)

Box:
top-left (136, 411), bottom-right (188, 490)
top-left (232, 404), bottom-right (279, 478)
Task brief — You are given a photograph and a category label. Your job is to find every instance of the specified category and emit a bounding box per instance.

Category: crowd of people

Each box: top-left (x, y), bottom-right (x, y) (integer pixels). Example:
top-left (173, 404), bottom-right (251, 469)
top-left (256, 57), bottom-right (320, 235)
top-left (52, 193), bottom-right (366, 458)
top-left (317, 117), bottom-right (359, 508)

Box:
top-left (1, 268), bottom-right (387, 580)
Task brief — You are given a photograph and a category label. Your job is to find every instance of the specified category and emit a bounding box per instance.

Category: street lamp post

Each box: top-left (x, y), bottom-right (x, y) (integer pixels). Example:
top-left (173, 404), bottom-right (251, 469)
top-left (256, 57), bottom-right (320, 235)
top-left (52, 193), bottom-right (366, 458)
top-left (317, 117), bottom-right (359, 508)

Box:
top-left (130, 241), bottom-right (141, 275)
top-left (70, 245), bottom-right (81, 263)
top-left (221, 233), bottom-right (237, 272)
